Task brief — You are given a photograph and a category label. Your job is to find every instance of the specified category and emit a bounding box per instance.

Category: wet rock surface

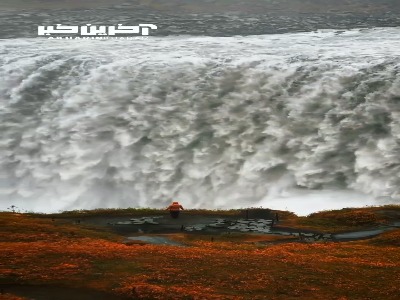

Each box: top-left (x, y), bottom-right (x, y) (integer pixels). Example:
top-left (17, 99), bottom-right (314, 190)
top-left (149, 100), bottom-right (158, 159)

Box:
top-left (110, 215), bottom-right (277, 233)
top-left (107, 214), bottom-right (336, 242)
top-left (64, 213), bottom-right (400, 244)
top-left (184, 218), bottom-right (273, 233)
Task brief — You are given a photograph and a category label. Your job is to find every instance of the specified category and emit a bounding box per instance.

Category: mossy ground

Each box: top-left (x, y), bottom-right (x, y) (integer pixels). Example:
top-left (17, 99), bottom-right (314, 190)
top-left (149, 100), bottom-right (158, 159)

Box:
top-left (1, 206), bottom-right (400, 299)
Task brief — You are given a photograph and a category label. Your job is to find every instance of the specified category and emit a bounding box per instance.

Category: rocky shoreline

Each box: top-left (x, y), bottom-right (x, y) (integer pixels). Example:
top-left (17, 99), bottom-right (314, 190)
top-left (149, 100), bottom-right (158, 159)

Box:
top-left (65, 212), bottom-right (400, 246)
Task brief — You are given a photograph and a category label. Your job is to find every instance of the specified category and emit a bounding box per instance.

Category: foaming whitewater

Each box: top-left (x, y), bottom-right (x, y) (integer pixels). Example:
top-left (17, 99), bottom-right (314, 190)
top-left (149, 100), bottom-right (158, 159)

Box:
top-left (1, 28), bottom-right (400, 215)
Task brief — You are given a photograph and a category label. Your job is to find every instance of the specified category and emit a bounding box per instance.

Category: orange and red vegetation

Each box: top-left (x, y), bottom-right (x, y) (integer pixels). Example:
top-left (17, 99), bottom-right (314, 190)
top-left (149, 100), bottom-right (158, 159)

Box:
top-left (278, 205), bottom-right (400, 232)
top-left (1, 210), bottom-right (400, 299)
top-left (368, 228), bottom-right (400, 247)
top-left (165, 232), bottom-right (296, 246)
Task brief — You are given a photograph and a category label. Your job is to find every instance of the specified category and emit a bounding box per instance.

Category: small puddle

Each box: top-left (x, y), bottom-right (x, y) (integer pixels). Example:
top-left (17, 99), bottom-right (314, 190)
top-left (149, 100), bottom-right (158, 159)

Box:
top-left (333, 229), bottom-right (387, 240)
top-left (391, 222), bottom-right (400, 227)
top-left (126, 236), bottom-right (184, 246)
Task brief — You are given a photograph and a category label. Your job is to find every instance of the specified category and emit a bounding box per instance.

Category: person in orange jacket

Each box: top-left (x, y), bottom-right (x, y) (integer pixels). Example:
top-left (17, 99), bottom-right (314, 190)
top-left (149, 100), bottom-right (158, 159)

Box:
top-left (166, 201), bottom-right (184, 219)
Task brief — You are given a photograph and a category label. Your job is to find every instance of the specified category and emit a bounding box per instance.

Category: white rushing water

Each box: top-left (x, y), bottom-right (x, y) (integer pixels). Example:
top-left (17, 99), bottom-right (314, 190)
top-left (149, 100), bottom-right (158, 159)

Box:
top-left (1, 27), bottom-right (400, 215)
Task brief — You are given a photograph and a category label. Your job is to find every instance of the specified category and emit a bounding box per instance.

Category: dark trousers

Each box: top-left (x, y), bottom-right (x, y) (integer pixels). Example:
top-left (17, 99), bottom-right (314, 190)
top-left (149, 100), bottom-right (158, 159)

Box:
top-left (170, 211), bottom-right (180, 218)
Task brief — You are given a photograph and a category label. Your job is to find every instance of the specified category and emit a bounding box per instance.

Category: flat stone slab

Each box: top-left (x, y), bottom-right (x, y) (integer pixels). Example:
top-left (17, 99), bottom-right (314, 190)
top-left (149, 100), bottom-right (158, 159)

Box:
top-left (113, 217), bottom-right (161, 225)
top-left (115, 221), bottom-right (133, 225)
top-left (184, 225), bottom-right (207, 231)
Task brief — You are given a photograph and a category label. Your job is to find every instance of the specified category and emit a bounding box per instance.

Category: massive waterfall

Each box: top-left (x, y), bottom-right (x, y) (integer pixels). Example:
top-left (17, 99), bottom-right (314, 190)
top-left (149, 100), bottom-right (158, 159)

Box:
top-left (1, 28), bottom-right (400, 214)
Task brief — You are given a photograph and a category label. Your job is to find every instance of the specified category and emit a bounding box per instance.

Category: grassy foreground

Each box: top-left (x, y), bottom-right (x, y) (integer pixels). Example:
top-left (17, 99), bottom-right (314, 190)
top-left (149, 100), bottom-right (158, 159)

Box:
top-left (1, 206), bottom-right (400, 299)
